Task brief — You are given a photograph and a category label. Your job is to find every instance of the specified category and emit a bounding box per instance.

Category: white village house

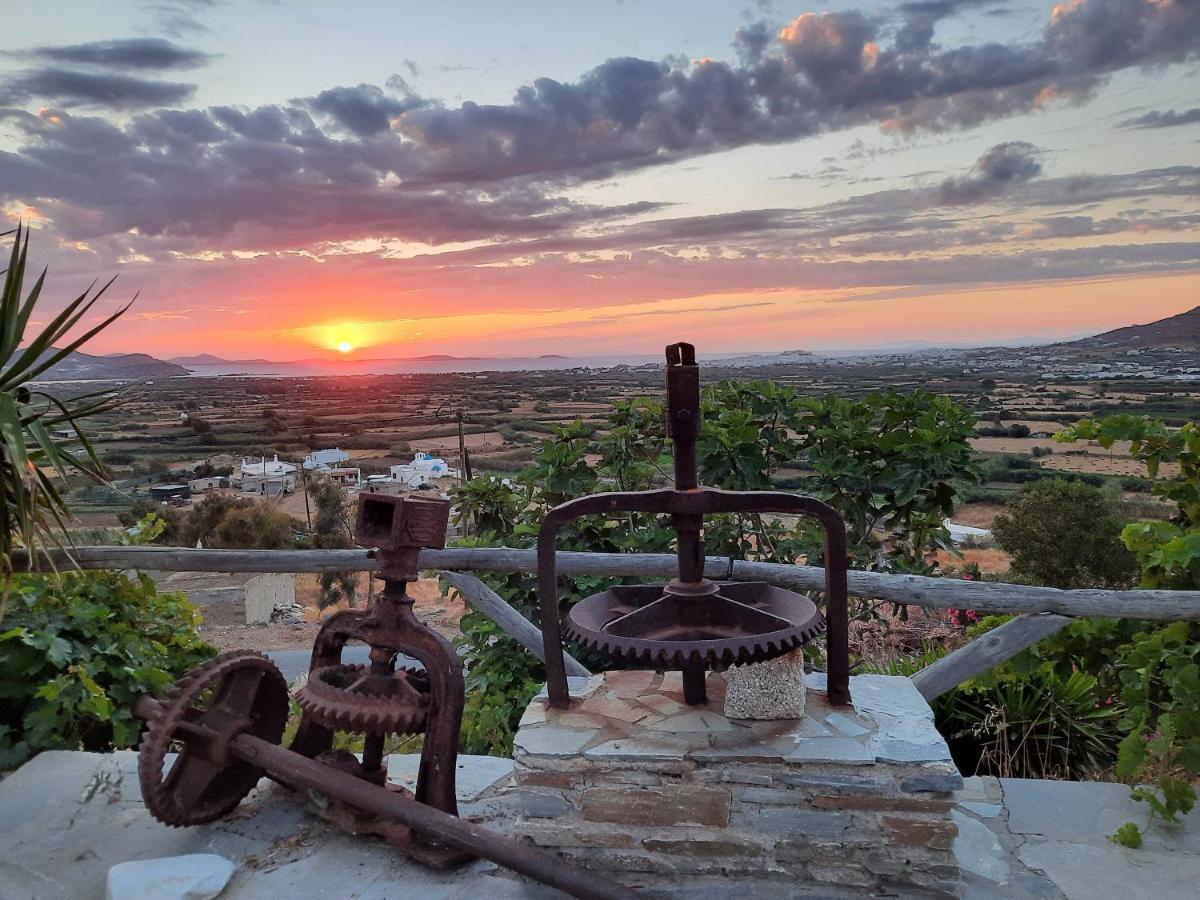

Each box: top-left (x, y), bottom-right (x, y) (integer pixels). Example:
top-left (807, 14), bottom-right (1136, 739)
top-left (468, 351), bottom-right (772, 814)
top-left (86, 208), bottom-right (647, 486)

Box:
top-left (237, 455), bottom-right (298, 497)
top-left (387, 452), bottom-right (458, 488)
top-left (303, 447), bottom-right (350, 470)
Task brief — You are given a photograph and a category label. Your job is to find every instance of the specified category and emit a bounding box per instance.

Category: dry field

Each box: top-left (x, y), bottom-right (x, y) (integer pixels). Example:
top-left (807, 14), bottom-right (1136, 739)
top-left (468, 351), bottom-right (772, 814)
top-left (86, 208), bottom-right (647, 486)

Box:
top-left (201, 577), bottom-right (465, 653)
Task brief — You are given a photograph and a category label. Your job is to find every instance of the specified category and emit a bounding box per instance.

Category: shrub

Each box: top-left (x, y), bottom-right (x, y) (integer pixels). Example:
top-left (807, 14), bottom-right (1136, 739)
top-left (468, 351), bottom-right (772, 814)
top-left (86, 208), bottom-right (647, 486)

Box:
top-left (992, 479), bottom-right (1138, 589)
top-left (0, 570), bottom-right (215, 768)
top-left (935, 667), bottom-right (1120, 779)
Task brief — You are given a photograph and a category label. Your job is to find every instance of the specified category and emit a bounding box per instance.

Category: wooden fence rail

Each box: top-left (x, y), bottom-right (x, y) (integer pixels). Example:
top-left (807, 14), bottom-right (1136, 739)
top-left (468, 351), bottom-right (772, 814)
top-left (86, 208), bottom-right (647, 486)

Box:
top-left (13, 545), bottom-right (1200, 621)
top-left (12, 544), bottom-right (1200, 699)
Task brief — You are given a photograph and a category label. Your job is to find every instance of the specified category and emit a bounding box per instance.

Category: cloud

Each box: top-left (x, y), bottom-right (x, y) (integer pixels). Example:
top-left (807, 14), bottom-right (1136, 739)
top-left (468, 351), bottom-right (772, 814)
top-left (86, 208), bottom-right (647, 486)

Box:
top-left (1120, 107), bottom-right (1200, 129)
top-left (936, 141), bottom-right (1042, 204)
top-left (0, 0), bottom-right (1196, 265)
top-left (20, 38), bottom-right (212, 71)
top-left (304, 83), bottom-right (427, 136)
top-left (0, 69), bottom-right (195, 108)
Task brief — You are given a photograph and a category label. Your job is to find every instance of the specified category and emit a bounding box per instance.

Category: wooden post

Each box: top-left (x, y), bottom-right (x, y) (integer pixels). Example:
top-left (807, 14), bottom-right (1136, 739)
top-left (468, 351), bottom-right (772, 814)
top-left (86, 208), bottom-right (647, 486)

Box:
top-left (910, 613), bottom-right (1073, 699)
top-left (439, 571), bottom-right (590, 677)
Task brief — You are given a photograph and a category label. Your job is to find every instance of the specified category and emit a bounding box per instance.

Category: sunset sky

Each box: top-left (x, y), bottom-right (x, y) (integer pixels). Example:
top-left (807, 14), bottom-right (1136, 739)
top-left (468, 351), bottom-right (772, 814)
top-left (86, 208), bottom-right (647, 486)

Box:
top-left (2, 0), bottom-right (1198, 360)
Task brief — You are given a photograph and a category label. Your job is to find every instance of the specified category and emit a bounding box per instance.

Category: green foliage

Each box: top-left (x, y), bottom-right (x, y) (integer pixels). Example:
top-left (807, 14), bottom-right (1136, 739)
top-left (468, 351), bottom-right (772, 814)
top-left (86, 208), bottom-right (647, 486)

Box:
top-left (308, 474), bottom-right (359, 608)
top-left (1111, 822), bottom-right (1143, 848)
top-left (133, 493), bottom-right (299, 550)
top-left (1057, 416), bottom-right (1200, 588)
top-left (118, 499), bottom-right (186, 543)
top-left (0, 570), bottom-right (215, 768)
top-left (992, 479), bottom-right (1138, 589)
top-left (935, 665), bottom-right (1120, 779)
top-left (456, 612), bottom-right (544, 756)
top-left (1, 225), bottom-right (124, 615)
top-left (452, 474), bottom-right (522, 539)
top-left (448, 382), bottom-right (980, 754)
top-left (1042, 415), bottom-right (1200, 838)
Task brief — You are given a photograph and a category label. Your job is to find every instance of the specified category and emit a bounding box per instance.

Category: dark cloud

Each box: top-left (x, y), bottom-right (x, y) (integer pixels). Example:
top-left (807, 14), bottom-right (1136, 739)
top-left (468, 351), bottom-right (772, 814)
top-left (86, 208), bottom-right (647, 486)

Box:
top-left (385, 0), bottom-right (1198, 184)
top-left (1120, 107), bottom-right (1200, 129)
top-left (936, 141), bottom-right (1041, 204)
top-left (305, 83), bottom-right (427, 136)
top-left (0, 0), bottom-right (1197, 259)
top-left (21, 38), bottom-right (212, 70)
top-left (0, 69), bottom-right (195, 108)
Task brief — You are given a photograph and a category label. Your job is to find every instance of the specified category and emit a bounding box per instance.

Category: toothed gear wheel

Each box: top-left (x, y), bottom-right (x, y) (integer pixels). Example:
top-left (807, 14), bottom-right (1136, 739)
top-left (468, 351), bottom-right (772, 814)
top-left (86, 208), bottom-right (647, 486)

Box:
top-left (138, 650), bottom-right (289, 827)
top-left (296, 664), bottom-right (430, 734)
top-left (563, 581), bottom-right (826, 669)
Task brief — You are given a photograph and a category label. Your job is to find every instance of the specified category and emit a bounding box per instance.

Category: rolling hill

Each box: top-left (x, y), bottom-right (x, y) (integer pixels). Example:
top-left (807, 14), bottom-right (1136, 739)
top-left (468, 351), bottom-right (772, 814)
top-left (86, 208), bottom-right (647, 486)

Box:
top-left (1066, 305), bottom-right (1200, 349)
top-left (24, 349), bottom-right (188, 381)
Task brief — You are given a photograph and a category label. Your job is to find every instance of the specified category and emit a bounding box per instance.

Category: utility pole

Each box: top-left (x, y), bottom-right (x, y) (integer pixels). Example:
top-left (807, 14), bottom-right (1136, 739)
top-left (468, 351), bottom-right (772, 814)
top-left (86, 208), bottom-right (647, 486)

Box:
top-left (456, 409), bottom-right (471, 483)
top-left (301, 466), bottom-right (312, 530)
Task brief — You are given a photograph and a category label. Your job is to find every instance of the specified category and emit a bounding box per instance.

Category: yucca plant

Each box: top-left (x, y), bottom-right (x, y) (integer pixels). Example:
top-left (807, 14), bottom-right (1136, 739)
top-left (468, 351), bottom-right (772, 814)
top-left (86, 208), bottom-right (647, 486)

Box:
top-left (1, 225), bottom-right (129, 618)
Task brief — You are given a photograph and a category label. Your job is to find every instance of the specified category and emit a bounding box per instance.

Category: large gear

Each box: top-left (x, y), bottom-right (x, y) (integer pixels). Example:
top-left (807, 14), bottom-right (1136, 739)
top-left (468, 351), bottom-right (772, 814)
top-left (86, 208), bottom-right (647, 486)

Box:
top-left (138, 650), bottom-right (289, 827)
top-left (563, 581), bottom-right (826, 670)
top-left (296, 664), bottom-right (429, 734)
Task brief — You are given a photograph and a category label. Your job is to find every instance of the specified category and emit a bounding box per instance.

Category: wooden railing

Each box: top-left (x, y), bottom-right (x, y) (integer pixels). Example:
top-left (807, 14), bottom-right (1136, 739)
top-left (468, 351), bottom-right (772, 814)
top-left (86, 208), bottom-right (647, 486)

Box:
top-left (14, 545), bottom-right (1200, 699)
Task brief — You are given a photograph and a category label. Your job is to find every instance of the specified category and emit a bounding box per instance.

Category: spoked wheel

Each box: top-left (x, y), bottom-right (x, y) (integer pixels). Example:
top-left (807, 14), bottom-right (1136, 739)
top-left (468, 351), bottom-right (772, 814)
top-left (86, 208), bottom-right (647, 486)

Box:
top-left (138, 650), bottom-right (289, 826)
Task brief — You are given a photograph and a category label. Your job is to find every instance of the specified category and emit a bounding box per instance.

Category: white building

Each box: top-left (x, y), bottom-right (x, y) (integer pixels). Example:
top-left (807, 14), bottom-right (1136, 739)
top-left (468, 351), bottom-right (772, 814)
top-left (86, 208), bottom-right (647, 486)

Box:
top-left (387, 452), bottom-right (458, 489)
top-left (303, 447), bottom-right (350, 471)
top-left (237, 455), bottom-right (298, 496)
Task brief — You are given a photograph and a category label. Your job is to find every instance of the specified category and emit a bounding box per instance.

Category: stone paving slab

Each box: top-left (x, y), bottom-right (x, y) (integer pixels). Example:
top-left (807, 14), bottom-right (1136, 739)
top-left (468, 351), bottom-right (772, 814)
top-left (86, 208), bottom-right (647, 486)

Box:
top-left (0, 751), bottom-right (549, 900)
top-left (4, 749), bottom-right (1200, 898)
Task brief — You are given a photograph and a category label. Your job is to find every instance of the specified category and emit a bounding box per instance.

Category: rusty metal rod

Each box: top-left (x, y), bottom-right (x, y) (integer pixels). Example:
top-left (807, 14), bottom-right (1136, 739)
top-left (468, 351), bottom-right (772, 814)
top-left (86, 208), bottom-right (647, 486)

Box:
top-left (133, 697), bottom-right (635, 900)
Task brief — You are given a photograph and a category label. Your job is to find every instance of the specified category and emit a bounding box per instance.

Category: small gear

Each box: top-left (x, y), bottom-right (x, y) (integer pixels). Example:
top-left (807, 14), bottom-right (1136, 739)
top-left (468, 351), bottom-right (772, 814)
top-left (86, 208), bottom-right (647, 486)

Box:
top-left (138, 650), bottom-right (289, 827)
top-left (296, 664), bottom-right (429, 735)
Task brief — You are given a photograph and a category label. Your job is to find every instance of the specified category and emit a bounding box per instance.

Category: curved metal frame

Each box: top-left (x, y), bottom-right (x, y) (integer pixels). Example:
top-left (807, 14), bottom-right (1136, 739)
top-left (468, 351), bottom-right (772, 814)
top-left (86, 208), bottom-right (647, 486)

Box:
top-left (537, 486), bottom-right (851, 709)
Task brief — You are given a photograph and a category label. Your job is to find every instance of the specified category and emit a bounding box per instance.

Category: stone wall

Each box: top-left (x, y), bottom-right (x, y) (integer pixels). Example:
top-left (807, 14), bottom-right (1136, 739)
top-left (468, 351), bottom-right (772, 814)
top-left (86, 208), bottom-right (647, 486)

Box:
top-left (513, 670), bottom-right (962, 894)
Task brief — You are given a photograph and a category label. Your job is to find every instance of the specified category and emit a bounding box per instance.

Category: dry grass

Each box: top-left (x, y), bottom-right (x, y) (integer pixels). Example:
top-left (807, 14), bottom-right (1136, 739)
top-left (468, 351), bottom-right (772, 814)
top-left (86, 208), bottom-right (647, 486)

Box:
top-left (929, 547), bottom-right (1011, 575)
top-left (850, 605), bottom-right (965, 671)
top-left (952, 502), bottom-right (1006, 528)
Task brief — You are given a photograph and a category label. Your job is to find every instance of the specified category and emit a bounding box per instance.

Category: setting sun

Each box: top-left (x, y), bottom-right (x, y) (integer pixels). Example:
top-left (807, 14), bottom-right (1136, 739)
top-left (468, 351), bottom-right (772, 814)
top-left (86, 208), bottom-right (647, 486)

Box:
top-left (336, 340), bottom-right (354, 354)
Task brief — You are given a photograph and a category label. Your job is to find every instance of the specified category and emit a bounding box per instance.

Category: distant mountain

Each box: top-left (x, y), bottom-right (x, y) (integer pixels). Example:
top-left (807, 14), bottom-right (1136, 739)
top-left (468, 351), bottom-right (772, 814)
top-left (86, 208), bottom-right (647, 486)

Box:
top-left (708, 349), bottom-right (818, 368)
top-left (26, 349), bottom-right (188, 381)
top-left (169, 353), bottom-right (277, 366)
top-left (1066, 305), bottom-right (1200, 349)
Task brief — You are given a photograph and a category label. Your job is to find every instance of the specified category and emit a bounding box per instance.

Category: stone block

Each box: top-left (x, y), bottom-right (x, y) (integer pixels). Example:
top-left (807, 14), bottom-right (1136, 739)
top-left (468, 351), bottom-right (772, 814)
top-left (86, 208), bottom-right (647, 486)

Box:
top-left (737, 786), bottom-right (803, 806)
top-left (809, 863), bottom-right (875, 888)
top-left (850, 674), bottom-right (935, 721)
top-left (519, 822), bottom-right (636, 849)
top-left (882, 816), bottom-right (959, 850)
top-left (774, 837), bottom-right (860, 864)
top-left (723, 649), bottom-right (806, 720)
top-left (515, 770), bottom-right (574, 790)
top-left (582, 785), bottom-right (731, 827)
top-left (757, 808), bottom-right (852, 837)
top-left (811, 795), bottom-right (954, 812)
top-left (642, 837), bottom-right (762, 857)
top-left (532, 674), bottom-right (606, 702)
top-left (870, 738), bottom-right (954, 764)
top-left (900, 771), bottom-right (965, 793)
top-left (105, 854), bottom-right (234, 900)
top-left (517, 789), bottom-right (574, 818)
top-left (782, 772), bottom-right (891, 794)
top-left (823, 711), bottom-right (872, 737)
top-left (514, 725), bottom-right (598, 759)
top-left (783, 737), bottom-right (875, 765)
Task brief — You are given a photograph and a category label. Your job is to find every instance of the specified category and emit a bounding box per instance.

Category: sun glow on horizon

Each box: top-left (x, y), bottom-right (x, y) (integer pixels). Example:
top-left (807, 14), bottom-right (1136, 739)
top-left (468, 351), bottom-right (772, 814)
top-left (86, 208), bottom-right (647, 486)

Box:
top-left (336, 340), bottom-right (354, 354)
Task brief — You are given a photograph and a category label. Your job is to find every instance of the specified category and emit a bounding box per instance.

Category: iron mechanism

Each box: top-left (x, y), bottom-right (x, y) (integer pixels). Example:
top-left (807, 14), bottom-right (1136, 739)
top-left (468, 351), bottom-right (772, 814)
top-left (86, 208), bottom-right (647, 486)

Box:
top-left (134, 493), bottom-right (631, 899)
top-left (538, 341), bottom-right (851, 708)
